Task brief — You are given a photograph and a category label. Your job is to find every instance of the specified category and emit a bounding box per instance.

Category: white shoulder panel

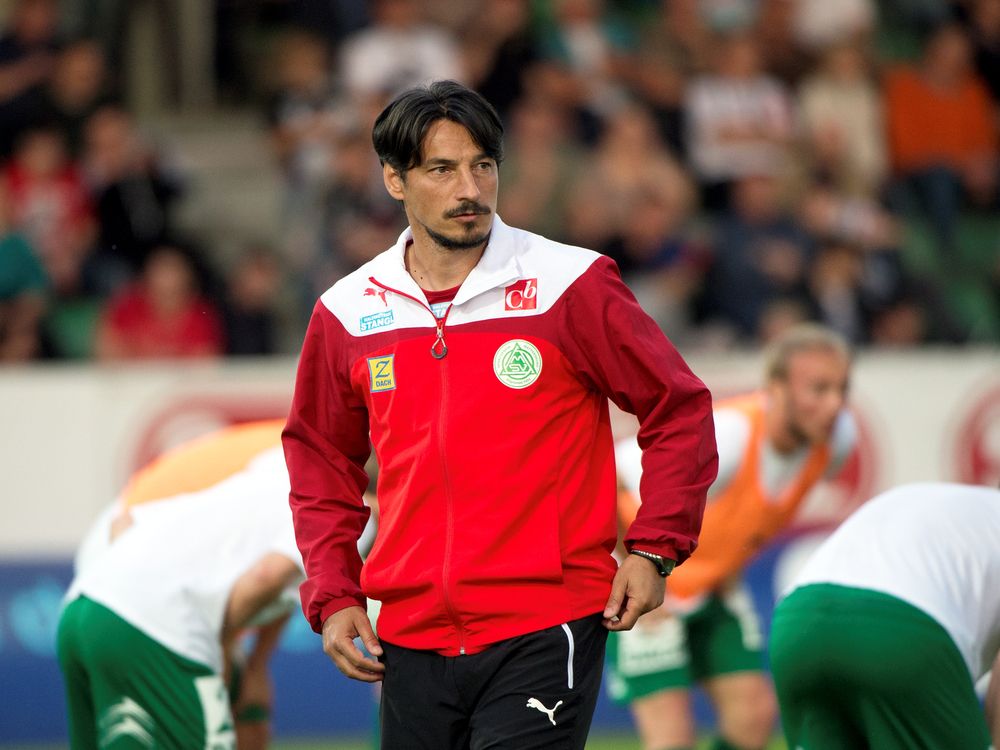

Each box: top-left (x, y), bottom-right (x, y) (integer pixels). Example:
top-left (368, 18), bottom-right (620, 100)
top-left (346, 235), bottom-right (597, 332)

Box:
top-left (450, 224), bottom-right (603, 326)
top-left (316, 218), bottom-right (605, 337)
top-left (319, 249), bottom-right (439, 338)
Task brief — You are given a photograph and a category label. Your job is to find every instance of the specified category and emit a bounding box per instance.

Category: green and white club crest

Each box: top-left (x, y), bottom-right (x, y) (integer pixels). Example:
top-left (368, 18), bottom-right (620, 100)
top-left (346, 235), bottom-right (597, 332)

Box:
top-left (493, 339), bottom-right (543, 389)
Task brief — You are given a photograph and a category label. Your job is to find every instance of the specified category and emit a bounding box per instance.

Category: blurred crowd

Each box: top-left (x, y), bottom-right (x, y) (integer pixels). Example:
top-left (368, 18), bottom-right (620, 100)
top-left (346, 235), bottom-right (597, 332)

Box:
top-left (1, 0), bottom-right (999, 363)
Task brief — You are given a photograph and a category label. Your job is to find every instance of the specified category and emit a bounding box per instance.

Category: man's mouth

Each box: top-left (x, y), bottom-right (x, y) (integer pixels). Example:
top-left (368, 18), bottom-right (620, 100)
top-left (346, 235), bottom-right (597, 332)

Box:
top-left (447, 204), bottom-right (490, 219)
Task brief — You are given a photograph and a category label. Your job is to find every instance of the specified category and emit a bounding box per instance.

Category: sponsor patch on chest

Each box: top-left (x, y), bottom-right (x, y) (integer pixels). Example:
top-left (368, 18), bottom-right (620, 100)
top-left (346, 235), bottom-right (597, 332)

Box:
top-left (368, 355), bottom-right (396, 392)
top-left (360, 310), bottom-right (395, 332)
top-left (504, 278), bottom-right (538, 310)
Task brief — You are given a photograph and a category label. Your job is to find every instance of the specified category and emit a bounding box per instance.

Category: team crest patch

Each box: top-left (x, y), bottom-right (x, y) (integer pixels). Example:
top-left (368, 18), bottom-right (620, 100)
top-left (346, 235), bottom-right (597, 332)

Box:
top-left (360, 310), bottom-right (394, 332)
top-left (368, 355), bottom-right (396, 392)
top-left (493, 339), bottom-right (542, 389)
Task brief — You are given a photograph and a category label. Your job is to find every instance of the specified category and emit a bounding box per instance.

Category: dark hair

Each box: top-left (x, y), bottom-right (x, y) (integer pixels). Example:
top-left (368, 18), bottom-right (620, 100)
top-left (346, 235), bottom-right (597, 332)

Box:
top-left (371, 80), bottom-right (504, 174)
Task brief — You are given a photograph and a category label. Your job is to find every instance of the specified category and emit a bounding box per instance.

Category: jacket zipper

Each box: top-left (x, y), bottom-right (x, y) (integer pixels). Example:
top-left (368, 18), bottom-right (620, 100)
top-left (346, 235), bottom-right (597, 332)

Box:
top-left (369, 277), bottom-right (451, 359)
top-left (369, 276), bottom-right (466, 652)
top-left (437, 352), bottom-right (467, 653)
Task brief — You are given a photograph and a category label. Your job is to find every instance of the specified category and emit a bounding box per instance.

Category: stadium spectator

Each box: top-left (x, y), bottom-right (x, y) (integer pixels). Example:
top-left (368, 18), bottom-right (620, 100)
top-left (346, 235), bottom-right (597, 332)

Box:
top-left (2, 122), bottom-right (94, 295)
top-left (56, 420), bottom-right (306, 750)
top-left (266, 29), bottom-right (349, 199)
top-left (221, 245), bottom-right (283, 357)
top-left (598, 165), bottom-right (706, 343)
top-left (883, 22), bottom-right (999, 251)
top-left (626, 42), bottom-right (690, 159)
top-left (265, 28), bottom-right (357, 280)
top-left (610, 323), bottom-right (856, 750)
top-left (36, 38), bottom-right (116, 158)
top-left (701, 173), bottom-right (814, 340)
top-left (339, 0), bottom-right (463, 110)
top-left (494, 95), bottom-right (584, 240)
top-left (0, 0), bottom-right (61, 159)
top-left (82, 105), bottom-right (184, 293)
top-left (652, 0), bottom-right (717, 73)
top-left (316, 128), bottom-right (403, 285)
top-left (867, 292), bottom-right (931, 347)
top-left (590, 103), bottom-right (691, 232)
top-left (684, 30), bottom-right (795, 211)
top-left (797, 40), bottom-right (888, 199)
top-left (771, 482), bottom-right (1000, 748)
top-left (283, 81), bottom-right (717, 749)
top-left (756, 298), bottom-right (812, 344)
top-left (0, 182), bottom-right (47, 361)
top-left (94, 244), bottom-right (224, 360)
top-left (459, 0), bottom-right (540, 125)
top-left (532, 0), bottom-right (637, 143)
top-left (559, 174), bottom-right (618, 251)
top-left (965, 0), bottom-right (1000, 103)
top-left (805, 241), bottom-right (870, 343)
top-left (797, 182), bottom-right (899, 252)
top-left (797, 184), bottom-right (906, 337)
top-left (790, 0), bottom-right (876, 54)
top-left (754, 0), bottom-right (812, 85)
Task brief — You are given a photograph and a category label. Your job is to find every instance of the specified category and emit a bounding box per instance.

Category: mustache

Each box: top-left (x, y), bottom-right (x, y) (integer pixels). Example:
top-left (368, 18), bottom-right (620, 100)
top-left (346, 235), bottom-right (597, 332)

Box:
top-left (445, 202), bottom-right (491, 218)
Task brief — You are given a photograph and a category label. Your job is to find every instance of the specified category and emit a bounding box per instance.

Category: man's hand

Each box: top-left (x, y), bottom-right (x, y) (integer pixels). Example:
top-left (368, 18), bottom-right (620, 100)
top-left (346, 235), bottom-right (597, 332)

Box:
top-left (322, 606), bottom-right (385, 682)
top-left (603, 553), bottom-right (667, 631)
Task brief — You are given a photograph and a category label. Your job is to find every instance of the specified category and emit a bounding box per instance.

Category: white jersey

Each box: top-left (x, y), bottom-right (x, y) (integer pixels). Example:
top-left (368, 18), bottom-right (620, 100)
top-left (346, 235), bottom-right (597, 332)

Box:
top-left (68, 447), bottom-right (304, 672)
top-left (789, 482), bottom-right (1000, 680)
top-left (616, 405), bottom-right (855, 500)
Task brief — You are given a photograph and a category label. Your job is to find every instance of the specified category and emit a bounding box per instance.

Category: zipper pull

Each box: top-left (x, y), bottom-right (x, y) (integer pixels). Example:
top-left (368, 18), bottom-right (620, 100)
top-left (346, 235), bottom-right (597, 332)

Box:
top-left (431, 320), bottom-right (448, 359)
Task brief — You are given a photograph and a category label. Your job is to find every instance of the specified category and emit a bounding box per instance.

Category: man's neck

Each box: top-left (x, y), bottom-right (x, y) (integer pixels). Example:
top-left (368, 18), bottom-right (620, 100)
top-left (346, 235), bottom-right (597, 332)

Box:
top-left (405, 237), bottom-right (485, 292)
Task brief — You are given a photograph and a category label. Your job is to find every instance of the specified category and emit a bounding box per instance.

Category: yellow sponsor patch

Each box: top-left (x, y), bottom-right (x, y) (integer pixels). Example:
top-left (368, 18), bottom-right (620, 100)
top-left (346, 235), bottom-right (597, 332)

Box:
top-left (367, 355), bottom-right (396, 392)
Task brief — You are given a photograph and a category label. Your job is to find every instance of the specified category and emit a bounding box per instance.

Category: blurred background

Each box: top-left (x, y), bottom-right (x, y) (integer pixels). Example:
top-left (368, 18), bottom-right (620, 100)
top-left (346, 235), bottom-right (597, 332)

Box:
top-left (0, 0), bottom-right (997, 746)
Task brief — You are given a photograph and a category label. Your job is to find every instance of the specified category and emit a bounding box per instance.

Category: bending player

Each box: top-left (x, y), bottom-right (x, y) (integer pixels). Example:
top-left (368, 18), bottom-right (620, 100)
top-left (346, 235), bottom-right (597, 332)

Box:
top-left (771, 482), bottom-right (1000, 748)
top-left (57, 420), bottom-right (305, 750)
top-left (608, 324), bottom-right (856, 750)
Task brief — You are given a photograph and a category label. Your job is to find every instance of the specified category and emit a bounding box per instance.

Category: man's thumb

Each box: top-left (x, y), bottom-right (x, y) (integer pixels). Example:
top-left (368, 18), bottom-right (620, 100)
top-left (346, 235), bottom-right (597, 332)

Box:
top-left (356, 615), bottom-right (382, 656)
top-left (604, 583), bottom-right (624, 618)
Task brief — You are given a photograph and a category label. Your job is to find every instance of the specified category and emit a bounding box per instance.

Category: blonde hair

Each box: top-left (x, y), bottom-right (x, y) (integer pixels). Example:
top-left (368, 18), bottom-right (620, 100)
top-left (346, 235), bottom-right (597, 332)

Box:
top-left (764, 323), bottom-right (851, 382)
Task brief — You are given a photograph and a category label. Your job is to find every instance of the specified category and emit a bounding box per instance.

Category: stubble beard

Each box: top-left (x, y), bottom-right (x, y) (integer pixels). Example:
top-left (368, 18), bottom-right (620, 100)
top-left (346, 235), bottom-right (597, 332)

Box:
top-left (424, 223), bottom-right (492, 252)
top-left (787, 411), bottom-right (835, 448)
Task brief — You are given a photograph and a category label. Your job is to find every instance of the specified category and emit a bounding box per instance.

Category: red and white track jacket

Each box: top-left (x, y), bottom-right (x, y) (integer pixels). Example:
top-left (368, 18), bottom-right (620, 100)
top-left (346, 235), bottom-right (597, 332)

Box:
top-left (283, 216), bottom-right (717, 655)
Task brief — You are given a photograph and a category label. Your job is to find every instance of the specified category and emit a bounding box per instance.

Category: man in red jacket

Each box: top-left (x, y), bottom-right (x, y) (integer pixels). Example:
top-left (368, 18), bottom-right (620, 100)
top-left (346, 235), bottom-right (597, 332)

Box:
top-left (283, 80), bottom-right (717, 749)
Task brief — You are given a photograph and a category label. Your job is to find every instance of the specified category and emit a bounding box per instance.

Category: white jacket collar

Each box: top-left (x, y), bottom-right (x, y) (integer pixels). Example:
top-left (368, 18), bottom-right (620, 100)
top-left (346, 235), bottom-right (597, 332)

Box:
top-left (373, 215), bottom-right (522, 305)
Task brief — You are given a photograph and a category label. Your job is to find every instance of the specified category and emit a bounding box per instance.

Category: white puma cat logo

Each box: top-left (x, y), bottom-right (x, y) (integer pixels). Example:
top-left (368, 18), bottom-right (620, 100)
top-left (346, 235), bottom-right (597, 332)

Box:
top-left (526, 697), bottom-right (563, 726)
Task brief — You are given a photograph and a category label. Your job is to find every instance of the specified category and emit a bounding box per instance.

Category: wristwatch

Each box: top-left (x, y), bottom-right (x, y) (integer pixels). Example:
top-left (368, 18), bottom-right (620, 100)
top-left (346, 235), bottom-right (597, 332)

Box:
top-left (629, 549), bottom-right (675, 577)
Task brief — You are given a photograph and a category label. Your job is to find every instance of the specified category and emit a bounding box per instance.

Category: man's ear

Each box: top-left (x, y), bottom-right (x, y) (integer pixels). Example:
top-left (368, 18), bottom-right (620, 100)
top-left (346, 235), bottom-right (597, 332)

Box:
top-left (383, 163), bottom-right (405, 201)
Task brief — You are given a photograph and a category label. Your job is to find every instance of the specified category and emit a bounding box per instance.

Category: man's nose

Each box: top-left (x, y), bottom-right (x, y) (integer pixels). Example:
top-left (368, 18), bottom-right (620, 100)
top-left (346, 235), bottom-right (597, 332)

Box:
top-left (455, 166), bottom-right (481, 201)
top-left (826, 389), bottom-right (846, 414)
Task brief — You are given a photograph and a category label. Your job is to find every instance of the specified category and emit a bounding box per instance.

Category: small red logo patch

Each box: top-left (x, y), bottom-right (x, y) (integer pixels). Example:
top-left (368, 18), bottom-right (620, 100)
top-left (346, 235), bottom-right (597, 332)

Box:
top-left (504, 279), bottom-right (538, 311)
top-left (364, 287), bottom-right (389, 306)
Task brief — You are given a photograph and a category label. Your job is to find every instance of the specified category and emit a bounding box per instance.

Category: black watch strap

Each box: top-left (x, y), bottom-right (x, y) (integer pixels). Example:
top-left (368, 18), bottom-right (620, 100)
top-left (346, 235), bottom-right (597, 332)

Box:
top-left (629, 549), bottom-right (675, 577)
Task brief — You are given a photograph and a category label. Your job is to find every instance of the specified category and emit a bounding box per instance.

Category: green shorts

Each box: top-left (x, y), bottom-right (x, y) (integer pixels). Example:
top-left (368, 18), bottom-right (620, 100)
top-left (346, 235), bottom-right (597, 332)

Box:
top-left (605, 584), bottom-right (766, 703)
top-left (57, 596), bottom-right (236, 749)
top-left (771, 583), bottom-right (991, 750)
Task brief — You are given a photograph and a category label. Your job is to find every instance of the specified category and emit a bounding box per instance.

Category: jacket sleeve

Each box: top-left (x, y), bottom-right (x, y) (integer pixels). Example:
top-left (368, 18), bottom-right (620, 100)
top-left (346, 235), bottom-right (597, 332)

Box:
top-left (282, 300), bottom-right (372, 633)
top-left (559, 256), bottom-right (717, 565)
